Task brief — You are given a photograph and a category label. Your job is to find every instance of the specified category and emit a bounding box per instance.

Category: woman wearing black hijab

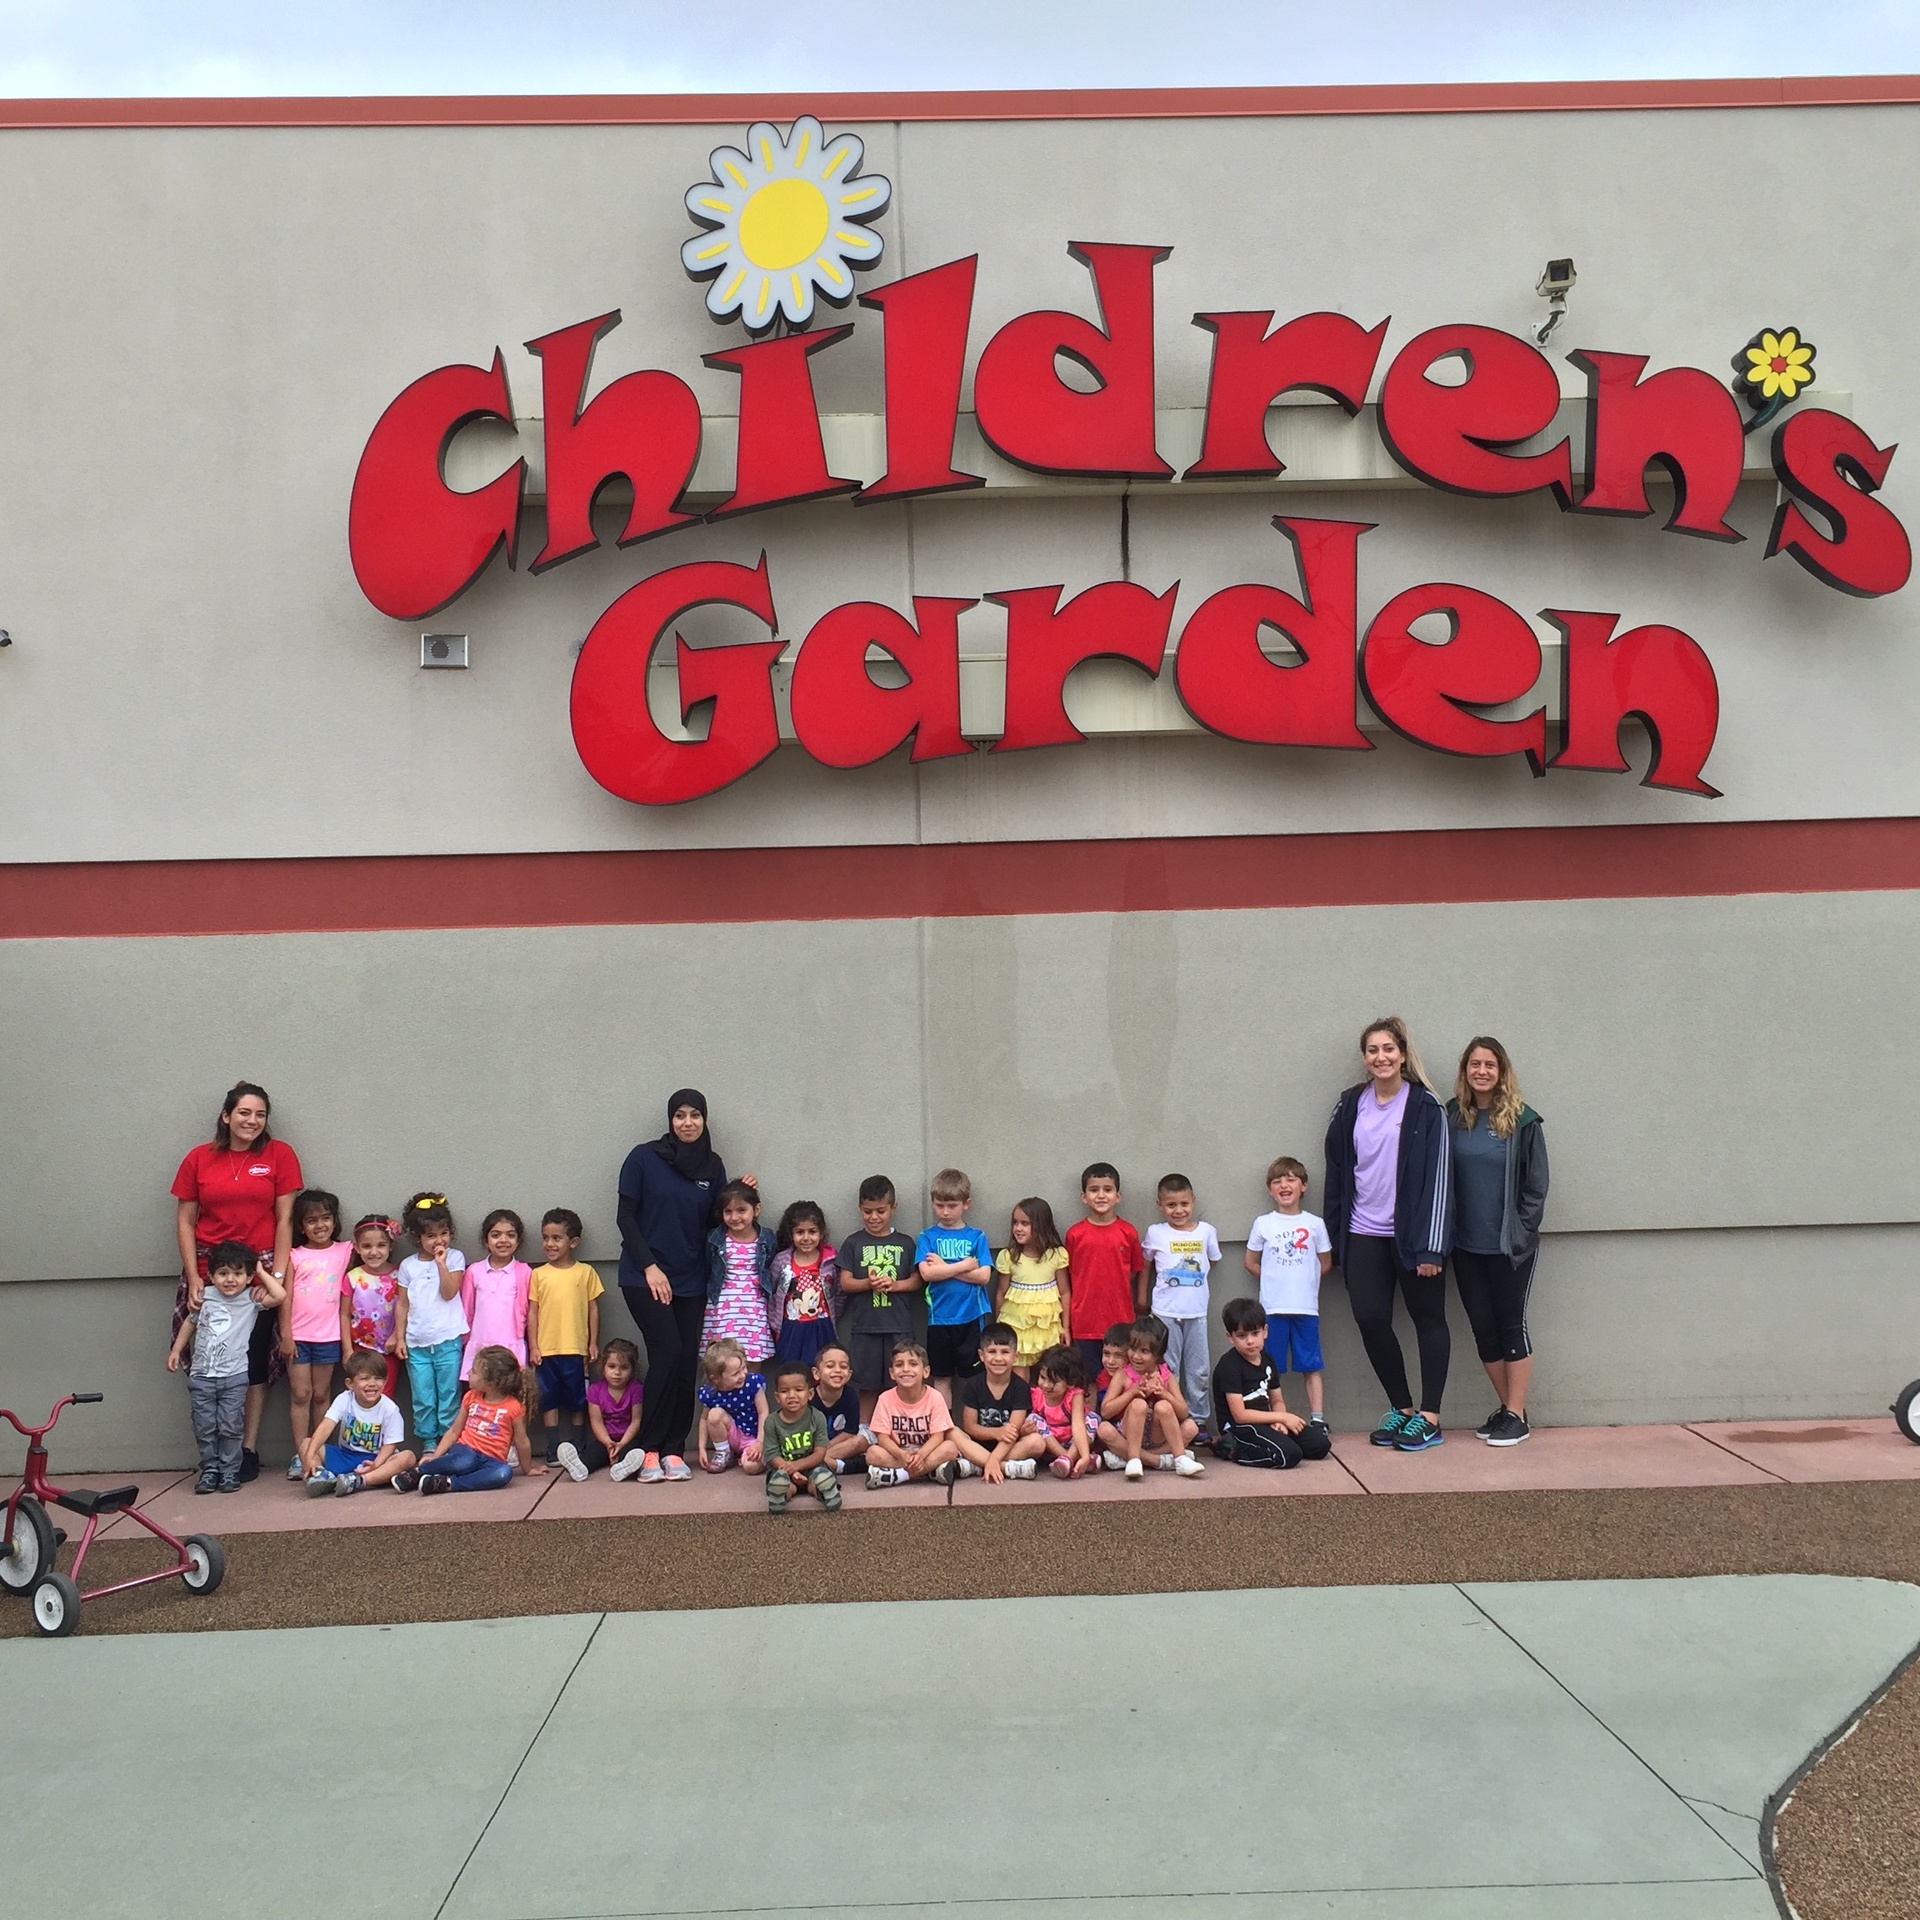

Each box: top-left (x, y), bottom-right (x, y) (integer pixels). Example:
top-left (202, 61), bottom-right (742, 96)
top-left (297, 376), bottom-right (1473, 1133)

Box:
top-left (617, 1091), bottom-right (754, 1482)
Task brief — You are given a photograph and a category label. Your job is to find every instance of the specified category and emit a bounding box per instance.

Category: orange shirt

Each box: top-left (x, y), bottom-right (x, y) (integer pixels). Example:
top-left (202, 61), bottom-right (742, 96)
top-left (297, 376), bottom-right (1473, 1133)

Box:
top-left (456, 1392), bottom-right (521, 1461)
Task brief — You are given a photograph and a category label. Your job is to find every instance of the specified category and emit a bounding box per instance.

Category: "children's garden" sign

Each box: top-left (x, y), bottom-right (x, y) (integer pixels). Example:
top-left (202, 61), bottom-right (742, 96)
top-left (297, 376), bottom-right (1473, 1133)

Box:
top-left (347, 117), bottom-right (1911, 806)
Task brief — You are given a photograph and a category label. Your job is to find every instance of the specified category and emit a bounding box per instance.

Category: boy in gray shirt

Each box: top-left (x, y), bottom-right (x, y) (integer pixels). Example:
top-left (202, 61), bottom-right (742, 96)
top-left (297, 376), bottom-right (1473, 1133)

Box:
top-left (167, 1240), bottom-right (287, 1492)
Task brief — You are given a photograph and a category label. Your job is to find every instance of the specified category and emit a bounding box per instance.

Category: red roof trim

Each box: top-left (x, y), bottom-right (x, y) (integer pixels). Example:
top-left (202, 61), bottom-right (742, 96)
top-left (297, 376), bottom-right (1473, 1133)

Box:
top-left (0, 76), bottom-right (1916, 130)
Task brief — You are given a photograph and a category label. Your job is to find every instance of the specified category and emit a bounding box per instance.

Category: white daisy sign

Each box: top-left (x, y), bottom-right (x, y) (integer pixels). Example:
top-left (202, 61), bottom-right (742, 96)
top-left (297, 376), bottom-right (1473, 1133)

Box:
top-left (681, 117), bottom-right (891, 333)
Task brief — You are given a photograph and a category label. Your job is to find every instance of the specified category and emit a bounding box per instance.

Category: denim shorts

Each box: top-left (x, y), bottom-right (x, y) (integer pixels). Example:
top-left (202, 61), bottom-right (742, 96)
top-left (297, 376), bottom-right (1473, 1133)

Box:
top-left (293, 1340), bottom-right (343, 1365)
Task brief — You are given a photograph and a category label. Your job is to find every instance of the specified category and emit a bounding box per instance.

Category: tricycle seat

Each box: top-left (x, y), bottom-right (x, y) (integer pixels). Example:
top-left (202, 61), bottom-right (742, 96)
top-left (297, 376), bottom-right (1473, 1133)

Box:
top-left (55, 1484), bottom-right (138, 1517)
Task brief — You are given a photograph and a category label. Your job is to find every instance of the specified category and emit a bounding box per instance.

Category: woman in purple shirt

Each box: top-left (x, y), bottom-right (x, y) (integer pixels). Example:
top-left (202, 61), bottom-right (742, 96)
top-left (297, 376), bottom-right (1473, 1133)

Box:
top-left (1322, 1016), bottom-right (1455, 1452)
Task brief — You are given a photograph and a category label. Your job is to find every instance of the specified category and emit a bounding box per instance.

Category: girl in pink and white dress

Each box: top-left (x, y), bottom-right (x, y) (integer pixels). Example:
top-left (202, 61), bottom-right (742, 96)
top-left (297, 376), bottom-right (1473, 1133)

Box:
top-left (702, 1180), bottom-right (776, 1364)
top-left (460, 1209), bottom-right (532, 1382)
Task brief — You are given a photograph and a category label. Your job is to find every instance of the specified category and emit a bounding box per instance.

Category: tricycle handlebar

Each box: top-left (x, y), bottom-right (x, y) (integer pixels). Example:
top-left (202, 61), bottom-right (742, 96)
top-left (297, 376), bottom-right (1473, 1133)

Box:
top-left (0, 1391), bottom-right (101, 1436)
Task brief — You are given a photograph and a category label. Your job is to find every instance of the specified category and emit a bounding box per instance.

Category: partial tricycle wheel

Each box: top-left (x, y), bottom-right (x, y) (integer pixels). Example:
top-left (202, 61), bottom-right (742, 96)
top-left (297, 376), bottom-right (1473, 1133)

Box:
top-left (28, 1570), bottom-right (80, 1638)
top-left (1, 1496), bottom-right (57, 1595)
top-left (1894, 1380), bottom-right (1920, 1445)
top-left (180, 1534), bottom-right (225, 1595)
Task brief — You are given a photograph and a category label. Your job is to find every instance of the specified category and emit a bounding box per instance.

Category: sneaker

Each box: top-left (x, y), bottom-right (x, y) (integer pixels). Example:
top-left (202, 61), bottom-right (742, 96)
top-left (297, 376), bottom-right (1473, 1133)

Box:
top-left (391, 1467), bottom-right (419, 1494)
top-left (1156, 1454), bottom-right (1175, 1470)
top-left (609, 1450), bottom-right (645, 1483)
top-left (955, 1459), bottom-right (980, 1478)
top-left (1394, 1414), bottom-right (1445, 1452)
top-left (304, 1470), bottom-right (336, 1498)
top-left (556, 1443), bottom-right (590, 1483)
top-left (767, 1484), bottom-right (789, 1515)
top-left (931, 1460), bottom-right (958, 1488)
top-left (1124, 1457), bottom-right (1145, 1481)
top-left (706, 1442), bottom-right (731, 1471)
top-left (1190, 1429), bottom-right (1214, 1450)
top-left (1049, 1456), bottom-right (1075, 1480)
top-left (867, 1464), bottom-right (902, 1490)
top-left (1101, 1449), bottom-right (1126, 1473)
top-left (1005, 1459), bottom-right (1037, 1480)
top-left (418, 1473), bottom-right (451, 1495)
top-left (1173, 1451), bottom-right (1206, 1478)
top-left (216, 1479), bottom-right (240, 1492)
top-left (1307, 1413), bottom-right (1330, 1432)
top-left (237, 1448), bottom-right (260, 1484)
top-left (194, 1473), bottom-right (219, 1494)
top-left (1486, 1410), bottom-right (1531, 1447)
top-left (637, 1453), bottom-right (666, 1484)
top-left (1475, 1406), bottom-right (1505, 1439)
top-left (335, 1473), bottom-right (364, 1496)
top-left (285, 1454), bottom-right (306, 1482)
top-left (817, 1471), bottom-right (842, 1511)
top-left (662, 1456), bottom-right (693, 1482)
top-left (1370, 1410), bottom-right (1412, 1447)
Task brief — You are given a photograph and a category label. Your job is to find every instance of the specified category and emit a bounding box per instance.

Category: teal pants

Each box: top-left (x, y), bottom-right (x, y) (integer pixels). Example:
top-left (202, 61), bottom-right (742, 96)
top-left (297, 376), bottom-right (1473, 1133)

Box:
top-left (408, 1339), bottom-right (464, 1447)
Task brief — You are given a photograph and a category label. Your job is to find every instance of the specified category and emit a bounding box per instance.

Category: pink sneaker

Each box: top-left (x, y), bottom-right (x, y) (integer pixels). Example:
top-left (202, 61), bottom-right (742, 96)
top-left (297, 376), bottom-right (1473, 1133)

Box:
top-left (1049, 1457), bottom-right (1074, 1480)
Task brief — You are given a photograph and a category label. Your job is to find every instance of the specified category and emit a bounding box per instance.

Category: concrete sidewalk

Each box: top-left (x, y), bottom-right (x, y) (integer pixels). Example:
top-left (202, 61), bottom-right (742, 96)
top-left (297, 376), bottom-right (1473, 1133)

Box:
top-left (4, 1575), bottom-right (1917, 1919)
top-left (44, 1414), bottom-right (1920, 1542)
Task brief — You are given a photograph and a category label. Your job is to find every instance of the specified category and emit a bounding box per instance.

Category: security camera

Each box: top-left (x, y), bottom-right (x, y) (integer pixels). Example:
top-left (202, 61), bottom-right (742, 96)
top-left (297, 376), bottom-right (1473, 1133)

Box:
top-left (1531, 258), bottom-right (1577, 345)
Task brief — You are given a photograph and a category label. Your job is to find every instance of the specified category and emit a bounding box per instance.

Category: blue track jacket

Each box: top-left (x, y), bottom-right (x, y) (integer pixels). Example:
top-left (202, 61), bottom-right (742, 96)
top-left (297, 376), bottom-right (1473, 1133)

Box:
top-left (1322, 1080), bottom-right (1454, 1273)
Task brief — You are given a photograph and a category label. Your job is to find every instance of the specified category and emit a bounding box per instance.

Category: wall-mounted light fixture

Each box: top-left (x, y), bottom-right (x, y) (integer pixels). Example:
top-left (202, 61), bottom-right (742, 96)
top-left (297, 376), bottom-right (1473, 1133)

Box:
top-left (1531, 258), bottom-right (1577, 346)
top-left (420, 633), bottom-right (468, 669)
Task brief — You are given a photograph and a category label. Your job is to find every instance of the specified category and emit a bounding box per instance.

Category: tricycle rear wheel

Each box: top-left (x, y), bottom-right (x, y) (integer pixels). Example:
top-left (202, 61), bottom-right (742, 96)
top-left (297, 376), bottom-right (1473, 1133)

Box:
top-left (29, 1570), bottom-right (79, 1637)
top-left (181, 1534), bottom-right (225, 1595)
top-left (1894, 1380), bottom-right (1920, 1444)
top-left (1, 1496), bottom-right (57, 1595)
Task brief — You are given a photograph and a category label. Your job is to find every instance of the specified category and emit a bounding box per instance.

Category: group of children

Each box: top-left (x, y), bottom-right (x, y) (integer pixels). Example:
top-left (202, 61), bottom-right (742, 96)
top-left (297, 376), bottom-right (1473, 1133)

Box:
top-left (169, 1157), bottom-right (1341, 1508)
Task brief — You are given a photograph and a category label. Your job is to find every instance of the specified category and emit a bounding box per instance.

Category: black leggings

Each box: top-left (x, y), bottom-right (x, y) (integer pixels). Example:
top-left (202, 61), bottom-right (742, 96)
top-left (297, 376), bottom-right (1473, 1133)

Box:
top-left (1343, 1233), bottom-right (1450, 1415)
top-left (624, 1286), bottom-right (707, 1457)
top-left (1453, 1248), bottom-right (1538, 1364)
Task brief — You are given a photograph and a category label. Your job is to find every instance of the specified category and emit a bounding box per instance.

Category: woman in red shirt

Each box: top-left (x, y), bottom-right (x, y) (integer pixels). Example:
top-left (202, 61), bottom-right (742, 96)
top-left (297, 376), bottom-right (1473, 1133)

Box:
top-left (170, 1081), bottom-right (303, 1483)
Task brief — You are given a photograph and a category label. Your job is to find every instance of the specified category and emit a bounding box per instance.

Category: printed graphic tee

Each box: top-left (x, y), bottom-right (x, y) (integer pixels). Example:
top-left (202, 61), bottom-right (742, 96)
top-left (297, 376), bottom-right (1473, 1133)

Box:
top-left (1213, 1349), bottom-right (1284, 1427)
top-left (871, 1385), bottom-right (953, 1454)
top-left (288, 1241), bottom-right (352, 1342)
top-left (762, 1405), bottom-right (830, 1463)
top-left (1247, 1210), bottom-right (1332, 1316)
top-left (837, 1230), bottom-right (918, 1333)
top-left (1143, 1220), bottom-right (1223, 1322)
top-left (325, 1390), bottom-right (405, 1457)
top-left (454, 1392), bottom-right (521, 1461)
top-left (960, 1374), bottom-right (1030, 1431)
top-left (916, 1226), bottom-right (994, 1326)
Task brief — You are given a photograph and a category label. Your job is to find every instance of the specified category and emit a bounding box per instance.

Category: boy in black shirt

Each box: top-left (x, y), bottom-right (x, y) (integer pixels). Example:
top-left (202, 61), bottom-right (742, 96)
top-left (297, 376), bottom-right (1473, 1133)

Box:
top-left (837, 1175), bottom-right (923, 1421)
top-left (954, 1322), bottom-right (1046, 1483)
top-left (811, 1342), bottom-right (868, 1474)
top-left (1212, 1297), bottom-right (1333, 1469)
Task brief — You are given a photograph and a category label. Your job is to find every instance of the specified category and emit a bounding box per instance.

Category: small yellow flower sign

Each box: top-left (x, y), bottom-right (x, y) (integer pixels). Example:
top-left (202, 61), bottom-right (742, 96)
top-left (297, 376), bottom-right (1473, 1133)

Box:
top-left (681, 117), bottom-right (892, 334)
top-left (1731, 325), bottom-right (1816, 431)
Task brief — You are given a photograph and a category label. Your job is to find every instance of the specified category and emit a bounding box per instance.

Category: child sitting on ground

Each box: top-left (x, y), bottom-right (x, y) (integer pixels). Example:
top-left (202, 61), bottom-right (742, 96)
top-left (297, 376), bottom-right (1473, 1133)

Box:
top-left (1211, 1297), bottom-right (1334, 1469)
top-left (529, 1207), bottom-right (604, 1465)
top-left (1091, 1323), bottom-right (1135, 1464)
top-left (1028, 1344), bottom-right (1099, 1479)
top-left (811, 1343), bottom-right (868, 1474)
top-left (1102, 1317), bottom-right (1205, 1480)
top-left (696, 1336), bottom-right (767, 1473)
top-left (301, 1349), bottom-right (417, 1495)
top-left (866, 1341), bottom-right (959, 1489)
top-left (166, 1240), bottom-right (287, 1493)
top-left (762, 1360), bottom-right (843, 1514)
top-left (397, 1345), bottom-right (542, 1494)
top-left (954, 1322), bottom-right (1046, 1482)
top-left (556, 1338), bottom-right (643, 1481)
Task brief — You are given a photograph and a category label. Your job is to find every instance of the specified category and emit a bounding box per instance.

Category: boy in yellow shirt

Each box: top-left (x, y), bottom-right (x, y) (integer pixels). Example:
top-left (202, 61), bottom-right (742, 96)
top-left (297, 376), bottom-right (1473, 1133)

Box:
top-left (529, 1207), bottom-right (604, 1470)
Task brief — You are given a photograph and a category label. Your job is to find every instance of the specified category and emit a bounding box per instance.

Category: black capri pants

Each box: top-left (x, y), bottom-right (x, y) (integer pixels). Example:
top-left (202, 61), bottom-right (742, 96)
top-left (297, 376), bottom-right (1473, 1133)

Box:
top-left (1452, 1248), bottom-right (1538, 1364)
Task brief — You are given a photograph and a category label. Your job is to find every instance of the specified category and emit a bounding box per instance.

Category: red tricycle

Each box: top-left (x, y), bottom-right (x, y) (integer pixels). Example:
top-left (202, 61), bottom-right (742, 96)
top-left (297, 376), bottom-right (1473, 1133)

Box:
top-left (2, 1392), bottom-right (224, 1636)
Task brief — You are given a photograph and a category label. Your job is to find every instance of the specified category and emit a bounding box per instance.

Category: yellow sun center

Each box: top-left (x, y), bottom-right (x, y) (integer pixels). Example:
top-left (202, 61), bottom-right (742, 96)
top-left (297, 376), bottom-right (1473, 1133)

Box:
top-left (738, 177), bottom-right (831, 271)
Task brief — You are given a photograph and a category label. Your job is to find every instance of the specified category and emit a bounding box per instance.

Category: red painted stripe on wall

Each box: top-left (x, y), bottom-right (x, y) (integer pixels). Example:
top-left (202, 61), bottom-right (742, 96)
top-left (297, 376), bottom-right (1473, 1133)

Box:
top-left (0, 77), bottom-right (1914, 130)
top-left (5, 818), bottom-right (1920, 939)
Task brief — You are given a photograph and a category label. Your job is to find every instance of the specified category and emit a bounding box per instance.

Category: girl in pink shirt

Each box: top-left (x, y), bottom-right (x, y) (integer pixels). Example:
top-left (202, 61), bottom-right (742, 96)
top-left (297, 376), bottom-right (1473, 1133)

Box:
top-left (283, 1189), bottom-right (353, 1483)
top-left (461, 1209), bottom-right (533, 1380)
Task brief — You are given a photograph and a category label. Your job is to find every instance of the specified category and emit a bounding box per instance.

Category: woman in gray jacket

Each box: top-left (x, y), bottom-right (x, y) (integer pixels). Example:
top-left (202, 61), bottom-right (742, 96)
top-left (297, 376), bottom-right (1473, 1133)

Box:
top-left (1446, 1037), bottom-right (1549, 1446)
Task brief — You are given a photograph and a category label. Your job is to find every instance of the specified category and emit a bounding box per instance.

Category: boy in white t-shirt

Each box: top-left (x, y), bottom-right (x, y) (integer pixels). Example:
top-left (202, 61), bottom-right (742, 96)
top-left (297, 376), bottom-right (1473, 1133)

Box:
top-left (1244, 1155), bottom-right (1334, 1428)
top-left (1144, 1173), bottom-right (1223, 1442)
top-left (300, 1349), bottom-right (417, 1494)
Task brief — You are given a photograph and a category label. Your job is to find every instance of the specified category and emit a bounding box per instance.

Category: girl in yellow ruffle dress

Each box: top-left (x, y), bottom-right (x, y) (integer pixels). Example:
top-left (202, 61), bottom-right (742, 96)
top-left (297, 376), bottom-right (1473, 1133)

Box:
top-left (991, 1197), bottom-right (1072, 1377)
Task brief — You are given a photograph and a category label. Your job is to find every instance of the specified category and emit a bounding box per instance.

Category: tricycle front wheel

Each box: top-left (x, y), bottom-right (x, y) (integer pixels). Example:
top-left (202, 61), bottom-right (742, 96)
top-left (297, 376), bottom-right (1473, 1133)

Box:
top-left (1, 1496), bottom-right (57, 1596)
top-left (29, 1570), bottom-right (79, 1637)
top-left (180, 1534), bottom-right (225, 1595)
top-left (1894, 1380), bottom-right (1920, 1445)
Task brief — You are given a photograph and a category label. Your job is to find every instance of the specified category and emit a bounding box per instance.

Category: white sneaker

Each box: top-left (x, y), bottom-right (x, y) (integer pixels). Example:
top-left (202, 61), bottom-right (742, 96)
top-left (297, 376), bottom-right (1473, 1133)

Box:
top-left (285, 1455), bottom-right (306, 1482)
top-left (1102, 1450), bottom-right (1125, 1473)
top-left (556, 1442), bottom-right (589, 1483)
top-left (1124, 1457), bottom-right (1145, 1481)
top-left (707, 1442), bottom-right (731, 1470)
top-left (1004, 1459), bottom-right (1037, 1480)
top-left (955, 1459), bottom-right (981, 1478)
top-left (866, 1464), bottom-right (891, 1490)
top-left (1173, 1451), bottom-right (1206, 1478)
top-left (1157, 1454), bottom-right (1175, 1470)
top-left (609, 1450), bottom-right (644, 1482)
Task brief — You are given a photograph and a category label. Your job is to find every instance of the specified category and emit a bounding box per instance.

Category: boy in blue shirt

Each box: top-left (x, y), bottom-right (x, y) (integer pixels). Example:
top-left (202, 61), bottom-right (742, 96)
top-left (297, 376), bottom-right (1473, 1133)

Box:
top-left (917, 1167), bottom-right (993, 1407)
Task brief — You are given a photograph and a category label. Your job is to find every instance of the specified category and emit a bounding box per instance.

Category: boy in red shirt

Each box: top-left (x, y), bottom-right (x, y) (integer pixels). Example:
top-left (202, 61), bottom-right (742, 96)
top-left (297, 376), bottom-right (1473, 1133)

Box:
top-left (1065, 1162), bottom-right (1145, 1381)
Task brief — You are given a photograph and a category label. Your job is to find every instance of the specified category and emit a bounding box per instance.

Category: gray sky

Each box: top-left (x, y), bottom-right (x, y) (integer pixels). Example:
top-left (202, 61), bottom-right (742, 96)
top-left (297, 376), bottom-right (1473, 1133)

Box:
top-left (0, 0), bottom-right (1915, 96)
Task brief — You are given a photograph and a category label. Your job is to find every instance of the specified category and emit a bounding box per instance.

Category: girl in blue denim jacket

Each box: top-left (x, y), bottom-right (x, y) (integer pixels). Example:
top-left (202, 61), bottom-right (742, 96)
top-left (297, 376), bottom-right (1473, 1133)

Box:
top-left (702, 1180), bottom-right (776, 1364)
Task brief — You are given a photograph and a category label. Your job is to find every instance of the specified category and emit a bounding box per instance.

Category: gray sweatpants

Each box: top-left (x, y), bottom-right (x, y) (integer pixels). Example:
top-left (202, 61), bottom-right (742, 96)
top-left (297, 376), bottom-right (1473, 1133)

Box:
top-left (1162, 1316), bottom-right (1212, 1425)
top-left (188, 1371), bottom-right (247, 1483)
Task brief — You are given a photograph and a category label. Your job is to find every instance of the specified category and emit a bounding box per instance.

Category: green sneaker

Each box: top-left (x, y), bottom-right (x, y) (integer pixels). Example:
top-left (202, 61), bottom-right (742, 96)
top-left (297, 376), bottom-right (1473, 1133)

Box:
top-left (1369, 1409), bottom-right (1411, 1447)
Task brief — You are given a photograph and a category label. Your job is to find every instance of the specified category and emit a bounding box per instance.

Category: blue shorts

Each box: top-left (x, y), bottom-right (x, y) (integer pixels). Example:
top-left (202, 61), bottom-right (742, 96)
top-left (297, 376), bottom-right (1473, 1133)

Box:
top-left (321, 1442), bottom-right (378, 1476)
top-left (1267, 1313), bottom-right (1323, 1375)
top-left (536, 1354), bottom-right (587, 1411)
top-left (294, 1340), bottom-right (342, 1365)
